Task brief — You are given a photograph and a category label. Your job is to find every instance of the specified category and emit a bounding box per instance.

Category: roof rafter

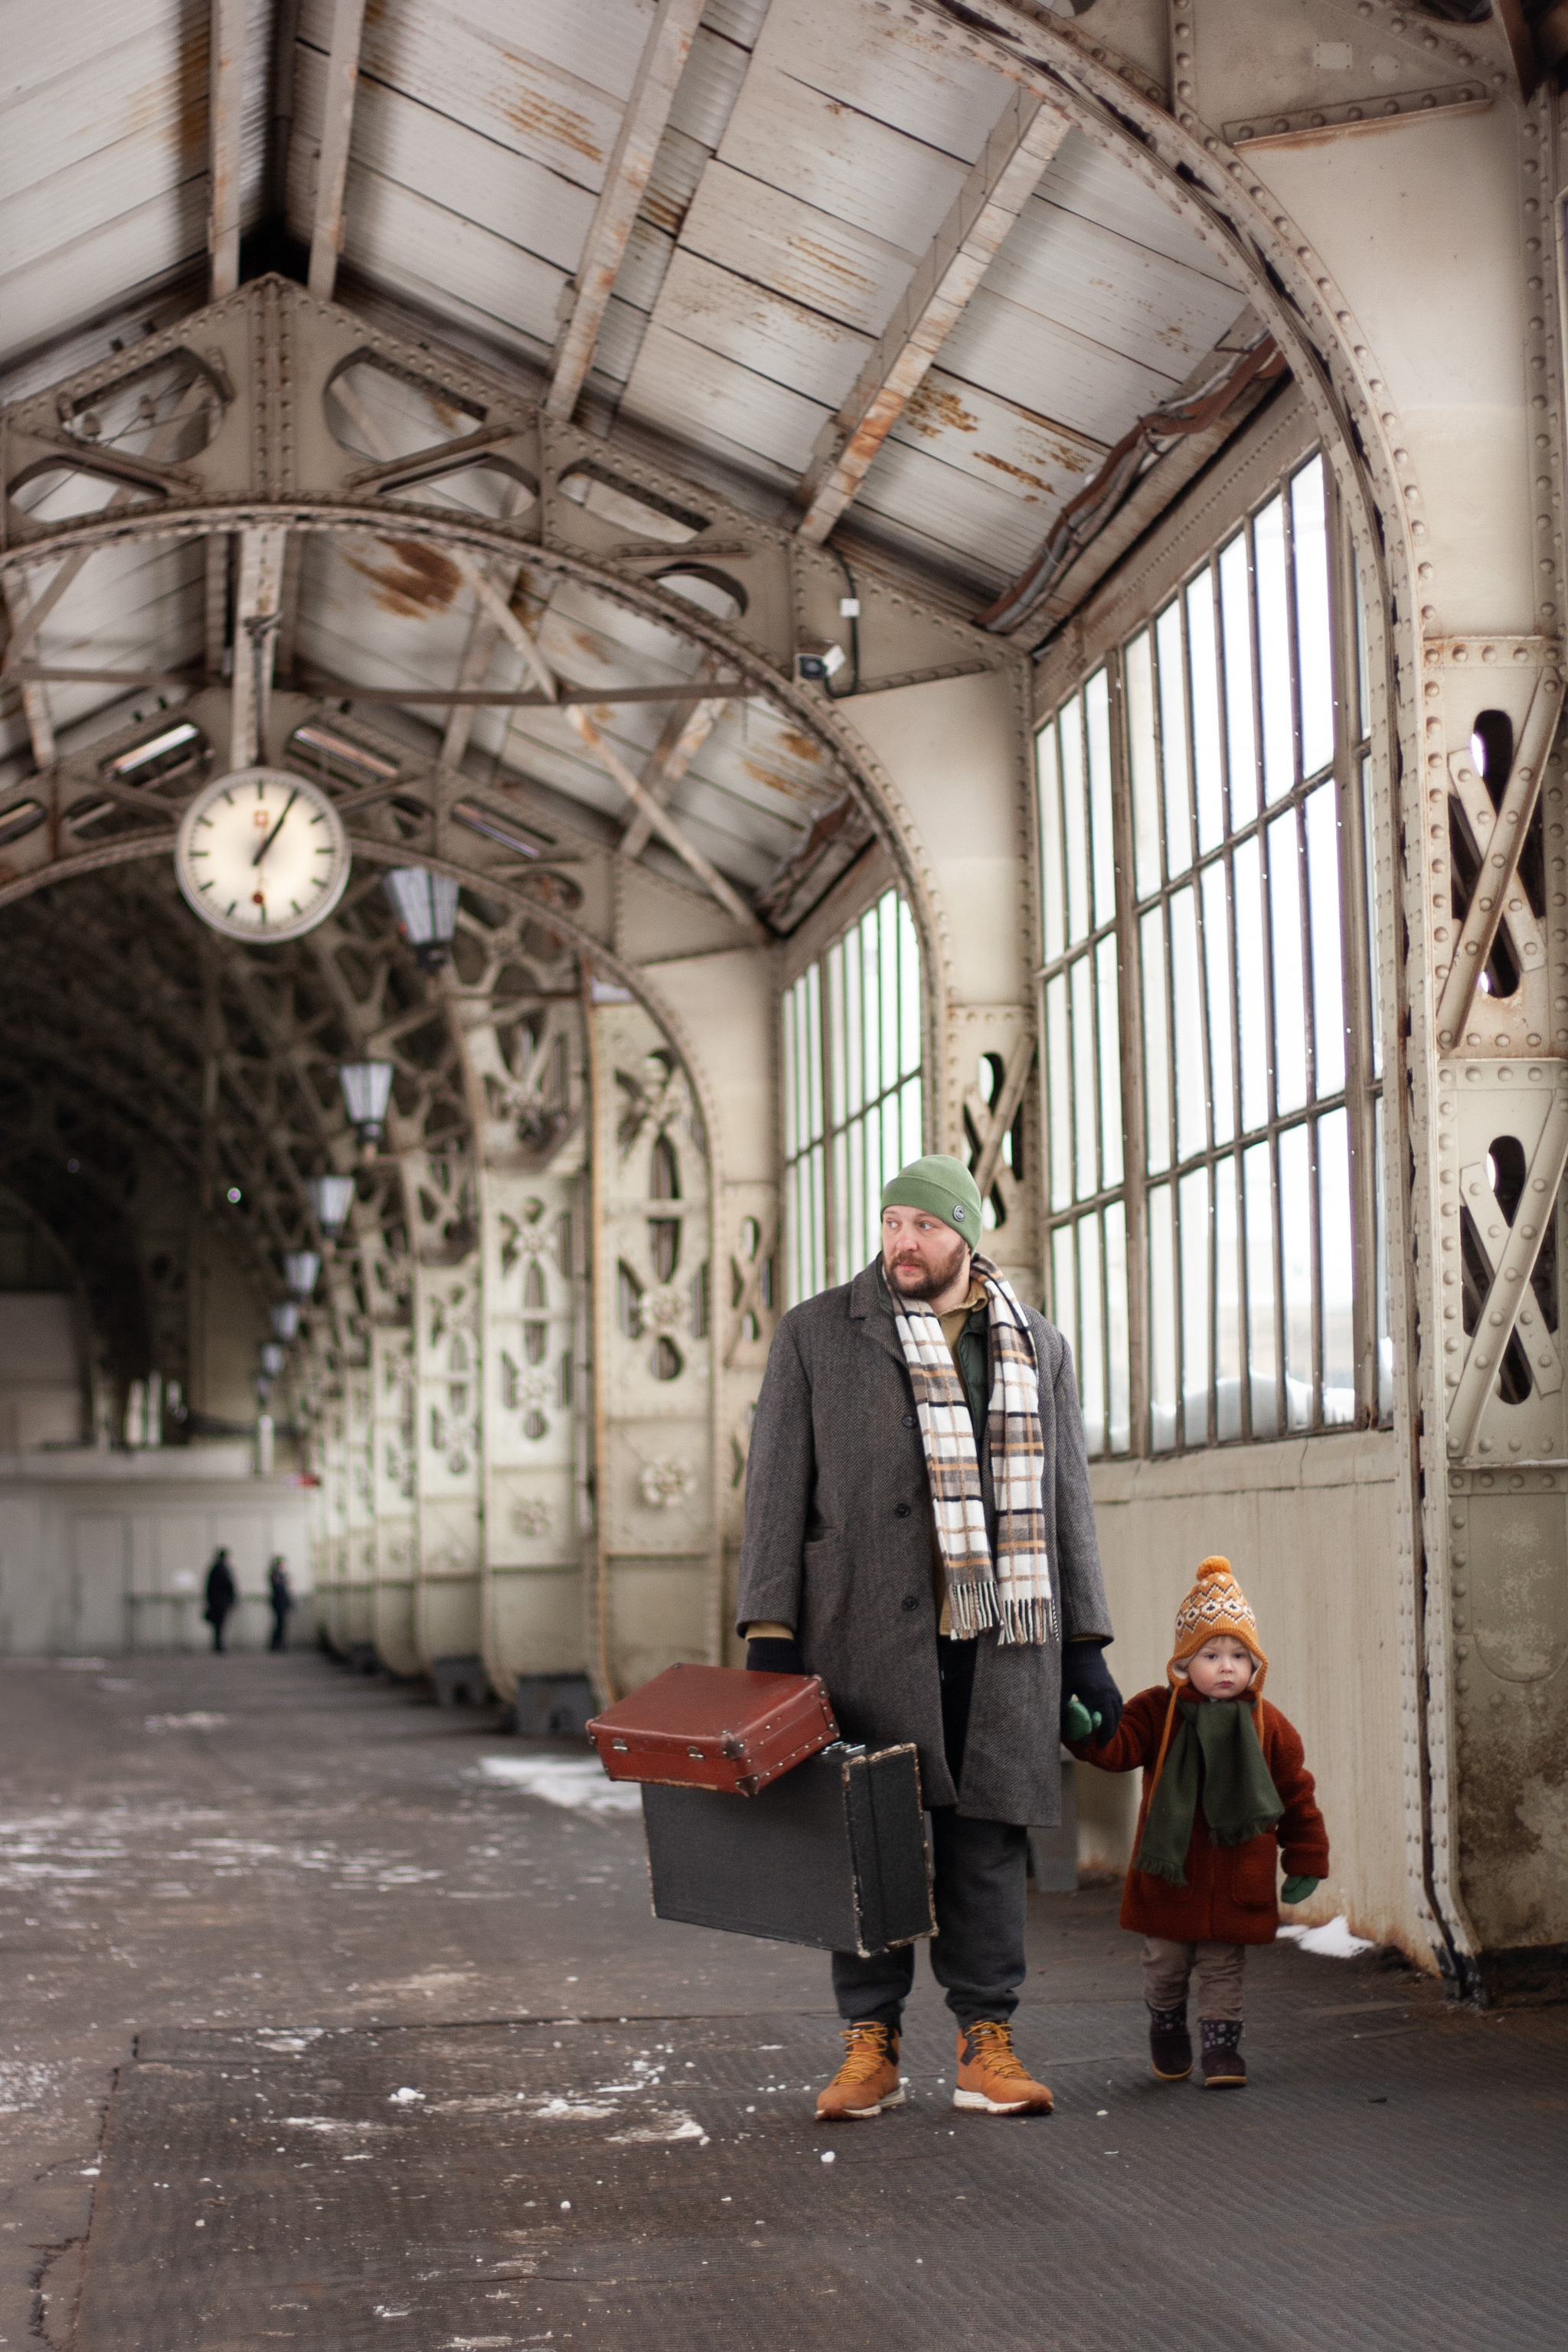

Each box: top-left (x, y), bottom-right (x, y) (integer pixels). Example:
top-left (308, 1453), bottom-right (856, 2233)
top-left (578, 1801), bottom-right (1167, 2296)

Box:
top-left (794, 85), bottom-right (1072, 545)
top-left (545, 0), bottom-right (709, 425)
top-left (209, 0), bottom-right (247, 300)
top-left (307, 0), bottom-right (370, 304)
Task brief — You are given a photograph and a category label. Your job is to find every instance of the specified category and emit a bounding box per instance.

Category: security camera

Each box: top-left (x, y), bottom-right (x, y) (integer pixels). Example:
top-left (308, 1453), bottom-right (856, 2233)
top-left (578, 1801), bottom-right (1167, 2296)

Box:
top-left (795, 641), bottom-right (846, 684)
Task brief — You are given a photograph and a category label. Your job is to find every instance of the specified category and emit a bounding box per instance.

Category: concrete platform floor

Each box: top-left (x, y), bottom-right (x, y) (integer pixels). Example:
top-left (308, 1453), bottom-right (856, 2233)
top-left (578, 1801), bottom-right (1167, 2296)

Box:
top-left (2, 1651), bottom-right (1566, 2350)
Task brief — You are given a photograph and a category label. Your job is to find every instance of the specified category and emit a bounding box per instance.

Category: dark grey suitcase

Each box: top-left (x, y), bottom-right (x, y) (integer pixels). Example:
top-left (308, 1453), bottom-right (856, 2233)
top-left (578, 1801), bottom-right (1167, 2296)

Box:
top-left (640, 1740), bottom-right (935, 1958)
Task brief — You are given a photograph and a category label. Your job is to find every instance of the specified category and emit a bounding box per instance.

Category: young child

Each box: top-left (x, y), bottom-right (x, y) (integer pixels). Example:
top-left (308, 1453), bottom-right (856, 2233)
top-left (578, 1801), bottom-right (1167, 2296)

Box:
top-left (1067, 1555), bottom-right (1328, 2088)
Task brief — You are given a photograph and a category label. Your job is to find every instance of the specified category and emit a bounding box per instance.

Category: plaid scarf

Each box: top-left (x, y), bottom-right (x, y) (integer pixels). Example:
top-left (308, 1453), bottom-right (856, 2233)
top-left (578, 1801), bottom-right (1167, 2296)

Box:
top-left (890, 1253), bottom-right (1056, 1645)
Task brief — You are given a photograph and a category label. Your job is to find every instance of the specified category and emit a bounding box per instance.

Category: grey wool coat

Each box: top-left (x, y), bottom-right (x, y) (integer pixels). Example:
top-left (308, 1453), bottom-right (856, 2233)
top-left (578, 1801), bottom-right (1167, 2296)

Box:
top-left (737, 1263), bottom-right (1114, 1826)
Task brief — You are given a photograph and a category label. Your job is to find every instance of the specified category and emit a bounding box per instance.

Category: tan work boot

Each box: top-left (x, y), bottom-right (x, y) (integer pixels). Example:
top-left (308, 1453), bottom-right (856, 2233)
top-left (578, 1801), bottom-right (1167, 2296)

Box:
top-left (952, 2020), bottom-right (1054, 2115)
top-left (816, 2023), bottom-right (904, 2120)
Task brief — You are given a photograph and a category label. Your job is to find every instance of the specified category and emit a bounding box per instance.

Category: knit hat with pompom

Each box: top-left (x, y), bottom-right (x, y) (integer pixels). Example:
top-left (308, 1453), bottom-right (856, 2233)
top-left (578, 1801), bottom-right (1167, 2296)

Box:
top-left (1168, 1556), bottom-right (1267, 1692)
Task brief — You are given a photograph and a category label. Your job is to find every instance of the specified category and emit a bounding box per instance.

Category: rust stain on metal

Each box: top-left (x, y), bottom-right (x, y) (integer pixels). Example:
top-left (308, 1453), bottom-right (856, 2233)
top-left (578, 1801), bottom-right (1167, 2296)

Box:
top-left (974, 451), bottom-right (1049, 497)
top-left (787, 237), bottom-right (874, 301)
top-left (776, 728), bottom-right (827, 767)
top-left (503, 81), bottom-right (603, 168)
top-left (345, 538), bottom-right (464, 619)
top-left (739, 756), bottom-right (829, 806)
top-left (903, 383), bottom-right (979, 441)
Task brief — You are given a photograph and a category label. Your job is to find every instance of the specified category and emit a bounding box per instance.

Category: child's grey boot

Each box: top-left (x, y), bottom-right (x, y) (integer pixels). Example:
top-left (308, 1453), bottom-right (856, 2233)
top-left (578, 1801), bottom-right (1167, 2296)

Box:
top-left (1199, 2019), bottom-right (1246, 2088)
top-left (1146, 2002), bottom-right (1192, 2081)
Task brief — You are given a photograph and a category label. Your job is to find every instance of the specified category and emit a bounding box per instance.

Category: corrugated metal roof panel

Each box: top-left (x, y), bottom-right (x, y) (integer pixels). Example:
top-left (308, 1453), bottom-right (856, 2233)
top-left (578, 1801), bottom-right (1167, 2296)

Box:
top-left (715, 59), bottom-right (967, 250)
top-left (679, 163), bottom-right (915, 335)
top-left (620, 321), bottom-right (825, 479)
top-left (755, 0), bottom-right (1004, 162)
top-left (650, 247), bottom-right (871, 411)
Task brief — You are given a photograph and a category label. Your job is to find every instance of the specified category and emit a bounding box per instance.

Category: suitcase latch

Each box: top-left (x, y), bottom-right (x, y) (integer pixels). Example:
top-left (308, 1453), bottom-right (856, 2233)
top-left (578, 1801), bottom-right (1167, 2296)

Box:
top-left (686, 1746), bottom-right (706, 1759)
top-left (611, 1739), bottom-right (629, 1752)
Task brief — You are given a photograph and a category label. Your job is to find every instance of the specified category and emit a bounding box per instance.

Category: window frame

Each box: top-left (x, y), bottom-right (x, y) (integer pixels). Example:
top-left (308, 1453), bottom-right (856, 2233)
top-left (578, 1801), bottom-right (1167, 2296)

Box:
top-left (1034, 427), bottom-right (1386, 1459)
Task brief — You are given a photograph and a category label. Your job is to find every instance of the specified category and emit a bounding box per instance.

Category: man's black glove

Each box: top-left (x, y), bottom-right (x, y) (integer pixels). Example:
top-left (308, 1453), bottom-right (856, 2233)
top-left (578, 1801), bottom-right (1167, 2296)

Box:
top-left (746, 1636), bottom-right (805, 1676)
top-left (1061, 1642), bottom-right (1122, 1746)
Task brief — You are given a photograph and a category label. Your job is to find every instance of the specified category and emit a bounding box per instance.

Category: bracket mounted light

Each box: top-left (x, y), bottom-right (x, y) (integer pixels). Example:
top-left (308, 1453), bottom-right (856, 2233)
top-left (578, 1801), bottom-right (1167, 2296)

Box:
top-left (339, 1060), bottom-right (394, 1148)
top-left (384, 867), bottom-right (459, 968)
top-left (260, 1341), bottom-right (287, 1380)
top-left (282, 1249), bottom-right (321, 1299)
top-left (307, 1173), bottom-right (356, 1237)
top-left (270, 1302), bottom-right (301, 1341)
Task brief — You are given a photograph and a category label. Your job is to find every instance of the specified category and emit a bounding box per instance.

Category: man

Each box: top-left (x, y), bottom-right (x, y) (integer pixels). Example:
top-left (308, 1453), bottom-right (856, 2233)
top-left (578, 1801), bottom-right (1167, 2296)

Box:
top-left (739, 1153), bottom-right (1122, 2121)
top-left (203, 1547), bottom-right (237, 1654)
top-left (267, 1556), bottom-right (293, 1653)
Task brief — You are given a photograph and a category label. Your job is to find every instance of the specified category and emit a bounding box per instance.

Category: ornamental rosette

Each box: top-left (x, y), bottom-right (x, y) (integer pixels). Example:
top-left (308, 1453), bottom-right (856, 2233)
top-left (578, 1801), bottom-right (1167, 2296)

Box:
top-left (638, 1458), bottom-right (696, 1510)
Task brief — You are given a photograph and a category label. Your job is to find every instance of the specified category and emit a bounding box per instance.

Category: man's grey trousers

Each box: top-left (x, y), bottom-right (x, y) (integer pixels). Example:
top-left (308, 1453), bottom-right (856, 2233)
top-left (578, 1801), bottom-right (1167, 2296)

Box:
top-left (831, 1635), bottom-right (1029, 2032)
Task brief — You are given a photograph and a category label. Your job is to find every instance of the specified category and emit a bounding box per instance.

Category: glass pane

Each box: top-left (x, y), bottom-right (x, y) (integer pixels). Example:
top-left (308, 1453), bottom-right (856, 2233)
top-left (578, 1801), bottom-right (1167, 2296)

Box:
top-left (1219, 531), bottom-right (1258, 830)
top-left (1374, 1093), bottom-right (1393, 1419)
top-left (1156, 600), bottom-right (1193, 878)
top-left (1214, 1155), bottom-right (1242, 1440)
top-left (1318, 1106), bottom-right (1354, 1422)
top-left (1269, 810), bottom-right (1308, 1116)
top-left (1243, 1139), bottom-right (1279, 1437)
top-left (831, 1125), bottom-right (850, 1290)
top-left (1148, 1183), bottom-right (1177, 1452)
top-left (1125, 629), bottom-right (1162, 898)
top-left (825, 944), bottom-right (844, 1125)
top-left (782, 981), bottom-right (799, 1161)
top-left (1292, 456), bottom-right (1334, 779)
top-left (1046, 972), bottom-right (1072, 1211)
top-left (879, 891), bottom-right (899, 1101)
top-left (1096, 934), bottom-right (1123, 1188)
top-left (1279, 1122), bottom-right (1313, 1427)
top-left (1036, 721), bottom-right (1065, 963)
top-left (1050, 1224), bottom-right (1076, 1361)
top-left (1254, 495), bottom-right (1294, 803)
top-left (861, 908), bottom-right (882, 1106)
top-left (1179, 1165), bottom-right (1210, 1446)
top-left (837, 933), bottom-right (860, 1118)
top-left (900, 1074), bottom-right (923, 1169)
top-left (1187, 570), bottom-right (1224, 854)
top-left (809, 1142), bottom-right (825, 1298)
top-left (1077, 1214), bottom-right (1105, 1455)
top-left (898, 897), bottom-right (921, 1076)
top-left (1363, 753), bottom-right (1382, 1080)
top-left (1141, 907), bottom-right (1171, 1175)
top-left (1201, 861), bottom-right (1234, 1147)
top-left (1170, 884), bottom-right (1207, 1163)
top-left (1305, 782), bottom-right (1345, 1097)
top-left (1070, 953), bottom-right (1096, 1200)
top-left (1233, 836), bottom-right (1268, 1132)
top-left (1086, 668), bottom-right (1116, 928)
top-left (1060, 692), bottom-right (1090, 946)
top-left (1105, 1200), bottom-right (1130, 1455)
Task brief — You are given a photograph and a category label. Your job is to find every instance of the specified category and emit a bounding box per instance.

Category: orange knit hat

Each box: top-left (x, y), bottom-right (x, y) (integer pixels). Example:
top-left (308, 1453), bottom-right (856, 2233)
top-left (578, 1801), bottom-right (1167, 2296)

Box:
top-left (1168, 1556), bottom-right (1267, 1691)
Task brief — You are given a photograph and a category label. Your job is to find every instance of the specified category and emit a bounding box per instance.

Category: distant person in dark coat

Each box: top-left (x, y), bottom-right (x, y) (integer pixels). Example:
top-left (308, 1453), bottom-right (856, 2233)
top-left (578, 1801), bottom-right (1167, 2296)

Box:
top-left (267, 1557), bottom-right (293, 1653)
top-left (203, 1549), bottom-right (237, 1653)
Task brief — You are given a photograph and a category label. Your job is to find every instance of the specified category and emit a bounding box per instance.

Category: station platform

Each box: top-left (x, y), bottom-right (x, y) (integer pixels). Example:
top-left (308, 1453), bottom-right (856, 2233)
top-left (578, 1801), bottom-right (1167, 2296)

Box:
top-left (2, 1652), bottom-right (1563, 2351)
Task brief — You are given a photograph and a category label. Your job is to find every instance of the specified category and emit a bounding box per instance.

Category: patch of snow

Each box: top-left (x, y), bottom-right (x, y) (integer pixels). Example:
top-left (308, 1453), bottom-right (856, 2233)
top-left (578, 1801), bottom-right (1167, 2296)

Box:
top-left (531, 2097), bottom-right (621, 2122)
top-left (475, 1757), bottom-right (641, 1815)
top-left (388, 2087), bottom-right (426, 2105)
top-left (283, 2116), bottom-right (386, 2135)
top-left (1276, 1914), bottom-right (1375, 1958)
top-left (605, 2111), bottom-right (705, 2145)
top-left (145, 1713), bottom-right (229, 1733)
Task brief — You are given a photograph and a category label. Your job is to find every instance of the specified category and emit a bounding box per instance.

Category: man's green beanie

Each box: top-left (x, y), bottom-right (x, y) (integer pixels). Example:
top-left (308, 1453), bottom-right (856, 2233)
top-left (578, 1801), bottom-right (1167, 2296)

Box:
top-left (880, 1153), bottom-right (984, 1250)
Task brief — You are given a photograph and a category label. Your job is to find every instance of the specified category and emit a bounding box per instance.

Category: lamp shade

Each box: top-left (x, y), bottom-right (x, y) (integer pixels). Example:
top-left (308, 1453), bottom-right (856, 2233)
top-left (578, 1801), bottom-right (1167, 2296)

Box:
top-left (270, 1301), bottom-right (300, 1341)
top-left (384, 867), bottom-right (459, 967)
top-left (260, 1341), bottom-right (286, 1379)
top-left (338, 1060), bottom-right (394, 1144)
top-left (308, 1172), bottom-right (356, 1236)
top-left (283, 1249), bottom-right (321, 1298)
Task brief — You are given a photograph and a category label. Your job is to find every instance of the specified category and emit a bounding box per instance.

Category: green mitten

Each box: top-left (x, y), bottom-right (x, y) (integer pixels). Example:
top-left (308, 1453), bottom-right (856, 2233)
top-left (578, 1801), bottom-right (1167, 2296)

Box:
top-left (1281, 1874), bottom-right (1321, 1904)
top-left (1062, 1696), bottom-right (1101, 1743)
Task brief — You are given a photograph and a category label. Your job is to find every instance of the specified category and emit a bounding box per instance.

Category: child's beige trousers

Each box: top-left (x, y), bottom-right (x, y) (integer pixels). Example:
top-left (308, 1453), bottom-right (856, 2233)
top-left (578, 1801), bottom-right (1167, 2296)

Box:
top-left (1142, 1936), bottom-right (1246, 2020)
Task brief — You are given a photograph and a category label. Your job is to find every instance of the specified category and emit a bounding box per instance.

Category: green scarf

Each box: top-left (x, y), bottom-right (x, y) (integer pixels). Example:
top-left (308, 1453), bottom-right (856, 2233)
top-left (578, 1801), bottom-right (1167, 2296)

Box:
top-left (1135, 1697), bottom-right (1284, 1887)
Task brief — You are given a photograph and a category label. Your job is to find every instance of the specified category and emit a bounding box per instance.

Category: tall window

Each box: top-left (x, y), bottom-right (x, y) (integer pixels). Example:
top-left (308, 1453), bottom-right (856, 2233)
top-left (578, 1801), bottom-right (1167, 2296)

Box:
top-left (782, 889), bottom-right (923, 1304)
top-left (1037, 451), bottom-right (1383, 1455)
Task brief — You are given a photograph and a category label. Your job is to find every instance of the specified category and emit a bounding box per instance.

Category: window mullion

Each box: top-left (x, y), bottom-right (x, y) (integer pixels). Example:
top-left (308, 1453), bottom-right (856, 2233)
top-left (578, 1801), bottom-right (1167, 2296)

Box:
top-left (1329, 472), bottom-right (1378, 1426)
top-left (1107, 649), bottom-right (1148, 1455)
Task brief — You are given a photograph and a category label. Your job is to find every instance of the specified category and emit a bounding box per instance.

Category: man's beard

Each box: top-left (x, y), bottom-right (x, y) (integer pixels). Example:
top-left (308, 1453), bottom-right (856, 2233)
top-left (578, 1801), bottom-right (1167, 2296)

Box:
top-left (885, 1230), bottom-right (969, 1302)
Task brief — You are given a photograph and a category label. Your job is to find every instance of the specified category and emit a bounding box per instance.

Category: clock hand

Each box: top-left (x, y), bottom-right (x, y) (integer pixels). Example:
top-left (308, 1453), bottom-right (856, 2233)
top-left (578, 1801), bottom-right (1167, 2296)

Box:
top-left (252, 787), bottom-right (300, 867)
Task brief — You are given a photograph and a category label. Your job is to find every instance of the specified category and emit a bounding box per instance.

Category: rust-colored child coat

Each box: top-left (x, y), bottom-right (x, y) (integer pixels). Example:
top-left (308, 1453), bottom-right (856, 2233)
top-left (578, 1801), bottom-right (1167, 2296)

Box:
top-left (1070, 1684), bottom-right (1330, 1944)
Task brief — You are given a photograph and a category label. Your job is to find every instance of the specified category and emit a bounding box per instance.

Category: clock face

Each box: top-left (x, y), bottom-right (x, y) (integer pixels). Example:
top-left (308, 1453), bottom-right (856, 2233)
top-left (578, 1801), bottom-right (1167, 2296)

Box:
top-left (175, 766), bottom-right (351, 942)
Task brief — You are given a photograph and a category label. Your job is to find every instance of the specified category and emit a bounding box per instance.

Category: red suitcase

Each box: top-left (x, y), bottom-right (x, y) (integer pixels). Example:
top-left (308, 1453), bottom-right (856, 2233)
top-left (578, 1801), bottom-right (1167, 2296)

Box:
top-left (586, 1663), bottom-right (838, 1796)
